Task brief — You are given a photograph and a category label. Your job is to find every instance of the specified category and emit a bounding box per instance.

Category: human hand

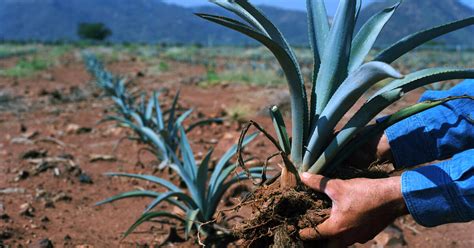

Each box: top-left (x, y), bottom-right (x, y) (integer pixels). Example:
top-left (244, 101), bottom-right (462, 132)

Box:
top-left (346, 127), bottom-right (394, 169)
top-left (298, 173), bottom-right (408, 246)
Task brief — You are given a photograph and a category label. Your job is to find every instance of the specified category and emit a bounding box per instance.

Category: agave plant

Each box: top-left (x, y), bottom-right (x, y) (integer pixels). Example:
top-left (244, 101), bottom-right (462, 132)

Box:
top-left (97, 129), bottom-right (266, 240)
top-left (84, 54), bottom-right (222, 167)
top-left (198, 0), bottom-right (474, 176)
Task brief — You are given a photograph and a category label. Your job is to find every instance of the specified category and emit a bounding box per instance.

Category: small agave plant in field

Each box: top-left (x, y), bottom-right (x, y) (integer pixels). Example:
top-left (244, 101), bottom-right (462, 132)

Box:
top-left (84, 54), bottom-right (221, 168)
top-left (97, 130), bottom-right (266, 242)
top-left (198, 0), bottom-right (474, 245)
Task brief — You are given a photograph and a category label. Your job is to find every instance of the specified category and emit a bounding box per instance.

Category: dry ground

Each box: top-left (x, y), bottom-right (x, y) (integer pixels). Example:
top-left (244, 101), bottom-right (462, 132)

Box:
top-left (0, 51), bottom-right (473, 247)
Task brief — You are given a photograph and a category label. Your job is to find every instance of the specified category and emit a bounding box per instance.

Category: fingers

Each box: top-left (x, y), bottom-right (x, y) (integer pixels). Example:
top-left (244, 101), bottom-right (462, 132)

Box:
top-left (300, 172), bottom-right (340, 198)
top-left (298, 218), bottom-right (338, 241)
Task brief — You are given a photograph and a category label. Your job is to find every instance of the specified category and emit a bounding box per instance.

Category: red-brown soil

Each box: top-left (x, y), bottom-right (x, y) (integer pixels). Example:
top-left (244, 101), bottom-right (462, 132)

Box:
top-left (1, 52), bottom-right (473, 247)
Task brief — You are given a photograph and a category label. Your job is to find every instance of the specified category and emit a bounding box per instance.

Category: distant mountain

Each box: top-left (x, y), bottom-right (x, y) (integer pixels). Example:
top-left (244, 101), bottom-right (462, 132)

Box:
top-left (357, 0), bottom-right (474, 47)
top-left (0, 0), bottom-right (472, 47)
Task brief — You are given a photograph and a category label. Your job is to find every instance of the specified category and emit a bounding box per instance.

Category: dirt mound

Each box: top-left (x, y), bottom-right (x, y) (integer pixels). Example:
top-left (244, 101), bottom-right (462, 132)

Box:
top-left (234, 182), bottom-right (331, 247)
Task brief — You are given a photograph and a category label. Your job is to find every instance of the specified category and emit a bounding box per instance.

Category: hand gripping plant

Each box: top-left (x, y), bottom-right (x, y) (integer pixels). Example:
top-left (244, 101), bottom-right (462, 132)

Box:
top-left (198, 0), bottom-right (474, 245)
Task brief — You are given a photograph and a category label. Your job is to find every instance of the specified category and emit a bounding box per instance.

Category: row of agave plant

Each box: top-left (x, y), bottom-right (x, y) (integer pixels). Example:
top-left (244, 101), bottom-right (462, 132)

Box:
top-left (84, 54), bottom-right (267, 242)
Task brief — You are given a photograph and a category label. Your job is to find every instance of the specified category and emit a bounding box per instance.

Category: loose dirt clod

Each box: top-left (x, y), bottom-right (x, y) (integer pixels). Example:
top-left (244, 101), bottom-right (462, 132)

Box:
top-left (234, 182), bottom-right (331, 247)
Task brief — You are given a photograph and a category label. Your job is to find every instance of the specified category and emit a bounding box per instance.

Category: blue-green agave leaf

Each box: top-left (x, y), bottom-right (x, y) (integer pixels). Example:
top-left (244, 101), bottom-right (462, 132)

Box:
top-left (179, 127), bottom-right (197, 180)
top-left (371, 68), bottom-right (474, 100)
top-left (197, 12), bottom-right (308, 166)
top-left (315, 0), bottom-right (357, 115)
top-left (375, 16), bottom-right (474, 63)
top-left (307, 0), bottom-right (329, 126)
top-left (167, 90), bottom-right (180, 132)
top-left (95, 190), bottom-right (188, 212)
top-left (105, 172), bottom-right (181, 192)
top-left (185, 209), bottom-right (200, 239)
top-left (349, 1), bottom-right (400, 72)
top-left (207, 132), bottom-right (258, 196)
top-left (153, 91), bottom-right (165, 130)
top-left (270, 106), bottom-right (291, 154)
top-left (209, 0), bottom-right (268, 35)
top-left (308, 89), bottom-right (403, 174)
top-left (303, 62), bottom-right (402, 171)
top-left (123, 211), bottom-right (184, 238)
top-left (144, 191), bottom-right (198, 213)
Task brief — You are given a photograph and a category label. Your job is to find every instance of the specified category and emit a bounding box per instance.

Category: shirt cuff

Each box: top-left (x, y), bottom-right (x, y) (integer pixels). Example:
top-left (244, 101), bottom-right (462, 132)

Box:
top-left (385, 113), bottom-right (438, 169)
top-left (401, 163), bottom-right (469, 227)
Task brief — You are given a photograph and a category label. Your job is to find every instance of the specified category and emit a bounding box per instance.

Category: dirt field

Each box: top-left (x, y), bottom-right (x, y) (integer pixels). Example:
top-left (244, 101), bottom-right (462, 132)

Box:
top-left (1, 49), bottom-right (473, 247)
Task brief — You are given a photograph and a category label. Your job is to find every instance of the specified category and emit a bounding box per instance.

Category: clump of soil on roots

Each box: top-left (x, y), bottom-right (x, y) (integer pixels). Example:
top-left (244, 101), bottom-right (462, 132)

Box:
top-left (234, 181), bottom-right (331, 247)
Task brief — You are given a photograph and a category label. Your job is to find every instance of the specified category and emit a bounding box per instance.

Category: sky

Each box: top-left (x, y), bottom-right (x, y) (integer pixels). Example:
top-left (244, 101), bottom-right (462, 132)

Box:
top-left (164, 0), bottom-right (474, 14)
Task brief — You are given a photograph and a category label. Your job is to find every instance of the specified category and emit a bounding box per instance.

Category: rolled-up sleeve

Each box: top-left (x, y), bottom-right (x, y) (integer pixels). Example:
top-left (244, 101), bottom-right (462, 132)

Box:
top-left (401, 149), bottom-right (474, 227)
top-left (385, 79), bottom-right (474, 169)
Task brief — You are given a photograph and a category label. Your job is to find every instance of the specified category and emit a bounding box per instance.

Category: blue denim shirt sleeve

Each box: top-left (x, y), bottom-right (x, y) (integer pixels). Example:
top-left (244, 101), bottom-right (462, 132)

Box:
top-left (401, 149), bottom-right (474, 227)
top-left (385, 79), bottom-right (474, 169)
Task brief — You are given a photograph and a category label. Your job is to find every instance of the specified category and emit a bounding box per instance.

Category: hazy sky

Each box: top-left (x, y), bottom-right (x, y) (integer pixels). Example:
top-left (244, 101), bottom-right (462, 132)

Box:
top-left (164, 0), bottom-right (474, 14)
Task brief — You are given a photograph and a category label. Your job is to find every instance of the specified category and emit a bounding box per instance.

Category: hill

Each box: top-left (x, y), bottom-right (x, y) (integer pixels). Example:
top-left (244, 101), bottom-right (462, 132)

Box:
top-left (0, 0), bottom-right (472, 47)
top-left (357, 0), bottom-right (474, 47)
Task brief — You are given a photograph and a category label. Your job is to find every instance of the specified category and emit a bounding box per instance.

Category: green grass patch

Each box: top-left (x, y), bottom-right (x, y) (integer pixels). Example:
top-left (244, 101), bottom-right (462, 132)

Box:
top-left (1, 57), bottom-right (50, 78)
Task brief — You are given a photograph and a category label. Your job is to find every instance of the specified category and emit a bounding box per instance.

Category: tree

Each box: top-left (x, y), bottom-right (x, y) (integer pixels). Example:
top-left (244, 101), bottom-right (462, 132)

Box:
top-left (77, 23), bottom-right (112, 41)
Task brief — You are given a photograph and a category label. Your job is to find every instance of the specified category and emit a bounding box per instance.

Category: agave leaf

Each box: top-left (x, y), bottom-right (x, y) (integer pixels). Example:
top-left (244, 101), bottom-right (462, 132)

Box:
top-left (96, 190), bottom-right (160, 206)
top-left (145, 95), bottom-right (155, 122)
top-left (139, 93), bottom-right (146, 116)
top-left (130, 112), bottom-right (144, 127)
top-left (185, 118), bottom-right (223, 133)
top-left (144, 191), bottom-right (198, 213)
top-left (175, 109), bottom-right (193, 128)
top-left (315, 0), bottom-right (357, 115)
top-left (375, 16), bottom-right (474, 63)
top-left (172, 109), bottom-right (193, 138)
top-left (207, 132), bottom-right (258, 196)
top-left (306, 0), bottom-right (329, 58)
top-left (269, 106), bottom-right (291, 154)
top-left (206, 163), bottom-right (237, 219)
top-left (105, 172), bottom-right (181, 192)
top-left (95, 190), bottom-right (188, 212)
top-left (371, 68), bottom-right (474, 100)
top-left (209, 0), bottom-right (268, 35)
top-left (179, 128), bottom-right (197, 180)
top-left (303, 62), bottom-right (402, 171)
top-left (234, 0), bottom-right (294, 49)
top-left (196, 149), bottom-right (213, 215)
top-left (236, 0), bottom-right (309, 163)
top-left (354, 0), bottom-right (362, 23)
top-left (349, 1), bottom-right (400, 72)
top-left (207, 171), bottom-right (264, 219)
top-left (319, 95), bottom-right (474, 174)
top-left (123, 211), bottom-right (184, 238)
top-left (153, 91), bottom-right (165, 130)
top-left (167, 90), bottom-right (180, 132)
top-left (197, 13), bottom-right (308, 165)
top-left (140, 126), bottom-right (168, 159)
top-left (307, 0), bottom-right (329, 127)
top-left (308, 89), bottom-right (403, 174)
top-left (232, 167), bottom-right (273, 181)
top-left (184, 209), bottom-right (200, 240)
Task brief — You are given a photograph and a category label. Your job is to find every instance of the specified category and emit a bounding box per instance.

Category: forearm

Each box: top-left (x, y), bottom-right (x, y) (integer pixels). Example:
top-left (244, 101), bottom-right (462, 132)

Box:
top-left (401, 149), bottom-right (474, 227)
top-left (383, 80), bottom-right (474, 169)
